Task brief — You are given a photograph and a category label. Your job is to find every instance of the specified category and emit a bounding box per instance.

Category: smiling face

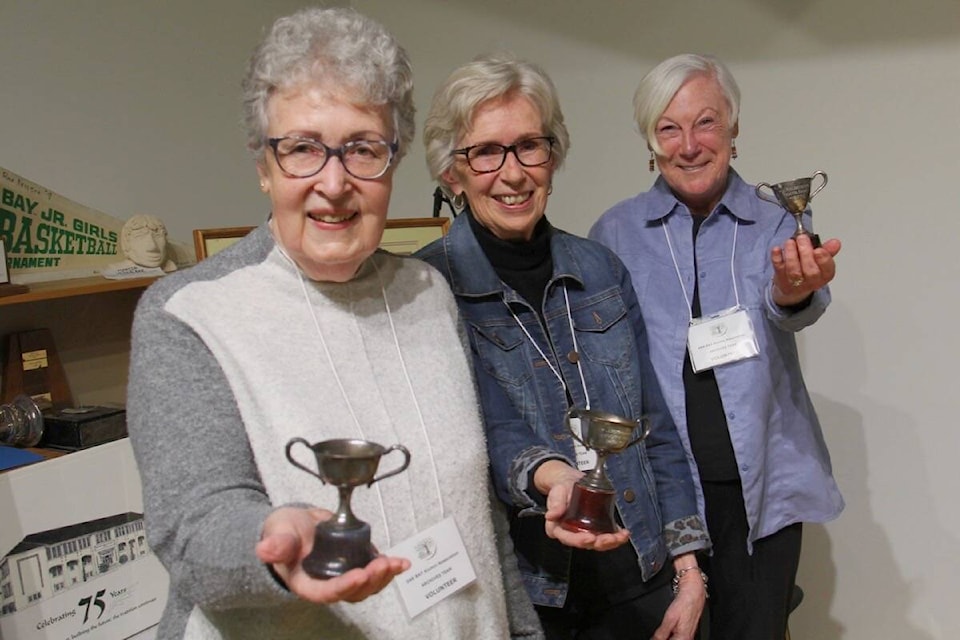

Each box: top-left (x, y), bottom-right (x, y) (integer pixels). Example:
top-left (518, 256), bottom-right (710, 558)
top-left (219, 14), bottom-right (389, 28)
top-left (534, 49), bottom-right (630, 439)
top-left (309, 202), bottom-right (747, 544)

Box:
top-left (653, 73), bottom-right (738, 216)
top-left (257, 82), bottom-right (394, 282)
top-left (443, 93), bottom-right (554, 241)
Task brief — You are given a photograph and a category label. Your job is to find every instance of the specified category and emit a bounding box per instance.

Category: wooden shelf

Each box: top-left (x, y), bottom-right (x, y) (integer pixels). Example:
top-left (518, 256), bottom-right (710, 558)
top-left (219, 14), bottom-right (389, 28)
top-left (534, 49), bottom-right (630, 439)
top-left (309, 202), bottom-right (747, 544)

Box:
top-left (0, 276), bottom-right (157, 306)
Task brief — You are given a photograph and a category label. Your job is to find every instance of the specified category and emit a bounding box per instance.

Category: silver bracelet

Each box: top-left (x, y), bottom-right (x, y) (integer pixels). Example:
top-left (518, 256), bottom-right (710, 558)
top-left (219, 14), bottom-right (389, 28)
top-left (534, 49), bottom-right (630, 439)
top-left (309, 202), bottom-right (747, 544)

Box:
top-left (672, 566), bottom-right (709, 598)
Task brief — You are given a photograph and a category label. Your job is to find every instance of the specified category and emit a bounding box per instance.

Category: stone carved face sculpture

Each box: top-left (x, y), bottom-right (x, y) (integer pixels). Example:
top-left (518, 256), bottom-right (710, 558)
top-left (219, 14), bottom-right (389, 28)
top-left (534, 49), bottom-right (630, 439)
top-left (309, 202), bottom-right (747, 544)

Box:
top-left (120, 214), bottom-right (172, 269)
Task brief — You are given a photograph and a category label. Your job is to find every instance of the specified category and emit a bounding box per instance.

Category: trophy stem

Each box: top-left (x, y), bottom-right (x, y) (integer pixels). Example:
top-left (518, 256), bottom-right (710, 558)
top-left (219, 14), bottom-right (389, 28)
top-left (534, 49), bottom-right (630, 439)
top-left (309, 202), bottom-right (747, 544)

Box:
top-left (334, 485), bottom-right (361, 528)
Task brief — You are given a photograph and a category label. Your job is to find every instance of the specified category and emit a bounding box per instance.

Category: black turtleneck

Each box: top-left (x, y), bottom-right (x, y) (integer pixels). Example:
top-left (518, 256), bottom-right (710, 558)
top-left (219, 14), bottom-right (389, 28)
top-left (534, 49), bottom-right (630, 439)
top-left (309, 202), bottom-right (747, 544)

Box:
top-left (467, 208), bottom-right (553, 314)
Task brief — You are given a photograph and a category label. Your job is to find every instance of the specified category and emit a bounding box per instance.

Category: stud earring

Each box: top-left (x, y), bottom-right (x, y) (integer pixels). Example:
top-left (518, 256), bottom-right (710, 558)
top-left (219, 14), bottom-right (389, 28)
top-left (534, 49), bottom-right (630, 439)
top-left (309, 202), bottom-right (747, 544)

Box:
top-left (731, 141), bottom-right (738, 160)
top-left (648, 150), bottom-right (656, 173)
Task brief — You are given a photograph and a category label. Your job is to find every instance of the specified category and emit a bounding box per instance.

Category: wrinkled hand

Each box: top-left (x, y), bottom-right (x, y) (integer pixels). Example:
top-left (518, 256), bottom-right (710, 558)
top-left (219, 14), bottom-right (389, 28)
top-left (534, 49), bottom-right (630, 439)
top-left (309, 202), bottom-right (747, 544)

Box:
top-left (255, 506), bottom-right (410, 604)
top-left (651, 565), bottom-right (706, 640)
top-left (537, 462), bottom-right (630, 551)
top-left (771, 235), bottom-right (842, 306)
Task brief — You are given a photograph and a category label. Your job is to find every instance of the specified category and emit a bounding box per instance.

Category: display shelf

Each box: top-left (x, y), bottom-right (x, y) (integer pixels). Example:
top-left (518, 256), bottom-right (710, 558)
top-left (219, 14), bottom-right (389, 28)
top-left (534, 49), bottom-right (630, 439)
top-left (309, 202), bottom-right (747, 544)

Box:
top-left (0, 276), bottom-right (157, 306)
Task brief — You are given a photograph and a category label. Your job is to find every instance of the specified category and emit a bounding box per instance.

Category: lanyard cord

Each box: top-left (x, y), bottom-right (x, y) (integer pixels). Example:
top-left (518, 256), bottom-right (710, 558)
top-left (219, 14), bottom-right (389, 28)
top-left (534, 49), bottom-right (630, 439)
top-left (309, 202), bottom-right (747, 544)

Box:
top-left (662, 216), bottom-right (741, 321)
top-left (370, 257), bottom-right (445, 520)
top-left (281, 248), bottom-right (446, 545)
top-left (506, 282), bottom-right (591, 410)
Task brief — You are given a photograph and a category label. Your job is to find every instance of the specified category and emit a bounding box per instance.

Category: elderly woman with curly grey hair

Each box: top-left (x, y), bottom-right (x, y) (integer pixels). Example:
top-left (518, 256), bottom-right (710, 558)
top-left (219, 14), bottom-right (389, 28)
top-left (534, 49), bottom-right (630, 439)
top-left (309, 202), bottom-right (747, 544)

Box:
top-left (126, 8), bottom-right (541, 640)
top-left (416, 53), bottom-right (711, 640)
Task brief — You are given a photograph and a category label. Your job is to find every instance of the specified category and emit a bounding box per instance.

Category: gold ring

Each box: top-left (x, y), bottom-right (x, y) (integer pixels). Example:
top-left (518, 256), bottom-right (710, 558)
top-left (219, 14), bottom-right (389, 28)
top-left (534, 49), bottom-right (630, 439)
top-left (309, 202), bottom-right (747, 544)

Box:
top-left (790, 278), bottom-right (804, 287)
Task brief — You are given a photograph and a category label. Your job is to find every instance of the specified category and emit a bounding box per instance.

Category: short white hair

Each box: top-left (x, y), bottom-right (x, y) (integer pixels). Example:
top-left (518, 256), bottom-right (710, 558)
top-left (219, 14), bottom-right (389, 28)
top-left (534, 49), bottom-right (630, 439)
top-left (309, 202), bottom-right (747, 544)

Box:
top-left (633, 54), bottom-right (740, 155)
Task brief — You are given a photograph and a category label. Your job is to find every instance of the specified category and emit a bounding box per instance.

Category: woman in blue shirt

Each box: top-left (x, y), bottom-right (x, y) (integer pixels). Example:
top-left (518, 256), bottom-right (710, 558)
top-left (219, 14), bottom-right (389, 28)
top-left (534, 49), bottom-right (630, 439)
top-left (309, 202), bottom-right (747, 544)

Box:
top-left (590, 53), bottom-right (844, 640)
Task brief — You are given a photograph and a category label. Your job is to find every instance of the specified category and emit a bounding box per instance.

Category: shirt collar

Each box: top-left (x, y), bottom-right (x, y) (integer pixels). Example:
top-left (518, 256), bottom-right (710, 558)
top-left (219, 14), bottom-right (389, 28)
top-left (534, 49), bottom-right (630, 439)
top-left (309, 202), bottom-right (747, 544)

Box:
top-left (640, 169), bottom-right (760, 224)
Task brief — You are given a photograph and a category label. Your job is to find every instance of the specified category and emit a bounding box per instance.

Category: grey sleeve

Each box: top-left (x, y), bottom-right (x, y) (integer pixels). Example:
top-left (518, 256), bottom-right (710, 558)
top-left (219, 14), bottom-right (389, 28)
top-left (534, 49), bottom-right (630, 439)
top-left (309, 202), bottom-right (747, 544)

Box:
top-left (126, 287), bottom-right (292, 611)
top-left (488, 486), bottom-right (544, 639)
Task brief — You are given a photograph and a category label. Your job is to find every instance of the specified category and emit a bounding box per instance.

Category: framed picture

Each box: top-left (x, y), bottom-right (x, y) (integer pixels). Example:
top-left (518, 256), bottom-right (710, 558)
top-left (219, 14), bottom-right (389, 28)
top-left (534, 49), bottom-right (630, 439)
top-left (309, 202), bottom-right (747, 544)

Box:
top-left (193, 226), bottom-right (256, 261)
top-left (380, 217), bottom-right (450, 255)
top-left (0, 238), bottom-right (8, 284)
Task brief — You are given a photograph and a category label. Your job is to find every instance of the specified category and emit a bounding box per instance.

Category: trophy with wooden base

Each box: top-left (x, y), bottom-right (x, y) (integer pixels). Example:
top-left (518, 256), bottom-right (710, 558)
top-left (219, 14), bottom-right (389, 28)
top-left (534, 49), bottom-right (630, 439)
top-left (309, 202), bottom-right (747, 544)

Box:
top-left (560, 408), bottom-right (650, 534)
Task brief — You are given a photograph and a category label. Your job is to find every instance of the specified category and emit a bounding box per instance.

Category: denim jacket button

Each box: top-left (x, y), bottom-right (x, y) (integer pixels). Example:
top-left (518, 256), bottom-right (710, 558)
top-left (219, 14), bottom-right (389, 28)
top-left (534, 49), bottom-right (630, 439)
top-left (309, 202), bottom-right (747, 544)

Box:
top-left (623, 489), bottom-right (636, 502)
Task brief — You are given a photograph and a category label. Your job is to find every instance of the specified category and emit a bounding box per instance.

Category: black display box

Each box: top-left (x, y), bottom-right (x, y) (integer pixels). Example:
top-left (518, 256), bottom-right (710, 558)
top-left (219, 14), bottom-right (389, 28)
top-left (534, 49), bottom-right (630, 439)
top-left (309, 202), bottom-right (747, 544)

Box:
top-left (40, 406), bottom-right (127, 450)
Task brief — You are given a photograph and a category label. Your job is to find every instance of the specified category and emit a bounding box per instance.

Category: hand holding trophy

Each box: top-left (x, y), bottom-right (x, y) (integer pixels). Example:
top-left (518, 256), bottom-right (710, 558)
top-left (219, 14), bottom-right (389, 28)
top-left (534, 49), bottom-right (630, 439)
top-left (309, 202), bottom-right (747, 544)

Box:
top-left (756, 171), bottom-right (828, 248)
top-left (560, 408), bottom-right (651, 534)
top-left (286, 437), bottom-right (410, 579)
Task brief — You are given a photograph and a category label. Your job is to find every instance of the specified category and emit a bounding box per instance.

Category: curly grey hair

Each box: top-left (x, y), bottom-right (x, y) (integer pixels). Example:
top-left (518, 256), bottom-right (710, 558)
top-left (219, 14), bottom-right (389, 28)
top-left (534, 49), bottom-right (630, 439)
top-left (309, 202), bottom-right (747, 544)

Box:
top-left (241, 7), bottom-right (415, 161)
top-left (633, 53), bottom-right (740, 155)
top-left (423, 53), bottom-right (570, 191)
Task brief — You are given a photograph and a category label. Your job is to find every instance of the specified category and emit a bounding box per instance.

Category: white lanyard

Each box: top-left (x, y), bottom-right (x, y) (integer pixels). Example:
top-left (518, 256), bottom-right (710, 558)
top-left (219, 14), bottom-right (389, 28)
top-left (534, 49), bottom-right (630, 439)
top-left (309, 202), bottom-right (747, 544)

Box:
top-left (282, 249), bottom-right (445, 546)
top-left (662, 216), bottom-right (742, 318)
top-left (506, 282), bottom-right (591, 410)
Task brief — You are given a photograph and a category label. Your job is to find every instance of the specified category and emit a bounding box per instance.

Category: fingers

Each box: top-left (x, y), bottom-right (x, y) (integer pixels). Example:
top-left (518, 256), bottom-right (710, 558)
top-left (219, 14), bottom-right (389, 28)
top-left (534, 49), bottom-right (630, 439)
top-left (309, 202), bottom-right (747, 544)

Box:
top-left (286, 555), bottom-right (410, 605)
top-left (545, 520), bottom-right (631, 551)
top-left (770, 235), bottom-right (841, 303)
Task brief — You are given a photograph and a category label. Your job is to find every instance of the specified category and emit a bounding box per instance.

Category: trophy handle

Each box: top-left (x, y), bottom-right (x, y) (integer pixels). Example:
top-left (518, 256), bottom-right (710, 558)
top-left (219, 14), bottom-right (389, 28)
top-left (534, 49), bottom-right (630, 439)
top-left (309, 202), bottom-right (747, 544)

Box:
top-left (368, 444), bottom-right (411, 487)
top-left (808, 171), bottom-right (828, 201)
top-left (285, 437), bottom-right (327, 484)
top-left (625, 417), bottom-right (652, 449)
top-left (754, 182), bottom-right (779, 206)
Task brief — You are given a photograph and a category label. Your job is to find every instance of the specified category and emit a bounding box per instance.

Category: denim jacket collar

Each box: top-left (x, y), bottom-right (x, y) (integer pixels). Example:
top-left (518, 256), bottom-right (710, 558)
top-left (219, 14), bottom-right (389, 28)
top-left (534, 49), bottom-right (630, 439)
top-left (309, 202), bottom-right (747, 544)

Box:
top-left (441, 212), bottom-right (586, 302)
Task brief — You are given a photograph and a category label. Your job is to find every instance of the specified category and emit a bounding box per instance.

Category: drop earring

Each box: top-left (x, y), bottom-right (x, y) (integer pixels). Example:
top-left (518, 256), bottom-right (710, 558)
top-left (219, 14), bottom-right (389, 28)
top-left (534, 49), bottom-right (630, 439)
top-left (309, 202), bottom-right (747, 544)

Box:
top-left (731, 140), bottom-right (738, 160)
top-left (648, 150), bottom-right (656, 173)
top-left (452, 192), bottom-right (466, 210)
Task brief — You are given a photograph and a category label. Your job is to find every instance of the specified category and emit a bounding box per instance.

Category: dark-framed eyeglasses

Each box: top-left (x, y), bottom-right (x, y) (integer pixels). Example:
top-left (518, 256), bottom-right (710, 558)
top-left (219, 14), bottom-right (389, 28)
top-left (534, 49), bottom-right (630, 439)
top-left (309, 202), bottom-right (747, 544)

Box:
top-left (451, 136), bottom-right (555, 174)
top-left (267, 136), bottom-right (398, 180)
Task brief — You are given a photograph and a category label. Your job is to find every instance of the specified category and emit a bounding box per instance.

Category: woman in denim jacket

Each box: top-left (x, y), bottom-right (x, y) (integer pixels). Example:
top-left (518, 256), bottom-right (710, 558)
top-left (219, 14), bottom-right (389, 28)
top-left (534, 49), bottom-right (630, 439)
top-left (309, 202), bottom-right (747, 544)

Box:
top-left (415, 53), bottom-right (711, 640)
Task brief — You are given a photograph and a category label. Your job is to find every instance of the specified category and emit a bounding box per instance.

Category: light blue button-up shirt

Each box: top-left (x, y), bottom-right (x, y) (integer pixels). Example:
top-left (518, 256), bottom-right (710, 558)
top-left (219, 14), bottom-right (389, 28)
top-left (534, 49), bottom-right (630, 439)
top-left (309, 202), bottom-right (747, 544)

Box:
top-left (590, 171), bottom-right (844, 550)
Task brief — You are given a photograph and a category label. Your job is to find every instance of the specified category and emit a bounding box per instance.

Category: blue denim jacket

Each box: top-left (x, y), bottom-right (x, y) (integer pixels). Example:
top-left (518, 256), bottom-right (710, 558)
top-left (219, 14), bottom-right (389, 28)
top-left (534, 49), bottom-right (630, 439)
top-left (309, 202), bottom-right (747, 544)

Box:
top-left (416, 215), bottom-right (709, 607)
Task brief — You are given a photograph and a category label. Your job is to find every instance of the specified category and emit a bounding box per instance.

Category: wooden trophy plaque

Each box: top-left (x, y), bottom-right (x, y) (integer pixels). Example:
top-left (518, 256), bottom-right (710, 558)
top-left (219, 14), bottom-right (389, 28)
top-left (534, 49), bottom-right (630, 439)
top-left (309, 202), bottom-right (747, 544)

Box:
top-left (1, 329), bottom-right (74, 411)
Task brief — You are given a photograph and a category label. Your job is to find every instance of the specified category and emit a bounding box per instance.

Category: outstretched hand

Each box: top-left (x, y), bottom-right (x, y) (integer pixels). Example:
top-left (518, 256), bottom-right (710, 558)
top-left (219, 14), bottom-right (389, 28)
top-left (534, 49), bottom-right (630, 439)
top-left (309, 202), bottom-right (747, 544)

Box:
top-left (536, 460), bottom-right (631, 551)
top-left (771, 234), bottom-right (841, 306)
top-left (256, 506), bottom-right (410, 604)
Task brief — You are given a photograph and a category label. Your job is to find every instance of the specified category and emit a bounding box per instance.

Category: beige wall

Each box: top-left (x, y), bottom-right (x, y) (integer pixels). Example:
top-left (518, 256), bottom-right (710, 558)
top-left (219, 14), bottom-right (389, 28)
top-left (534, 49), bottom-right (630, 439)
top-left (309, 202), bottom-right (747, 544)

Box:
top-left (2, 0), bottom-right (958, 637)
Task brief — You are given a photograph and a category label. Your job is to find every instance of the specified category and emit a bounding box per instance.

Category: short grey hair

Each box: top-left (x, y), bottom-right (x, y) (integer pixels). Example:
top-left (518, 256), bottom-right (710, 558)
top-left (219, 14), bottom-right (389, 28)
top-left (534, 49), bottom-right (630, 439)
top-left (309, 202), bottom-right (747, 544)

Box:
top-left (241, 7), bottom-right (415, 161)
top-left (423, 53), bottom-right (570, 188)
top-left (633, 53), bottom-right (740, 155)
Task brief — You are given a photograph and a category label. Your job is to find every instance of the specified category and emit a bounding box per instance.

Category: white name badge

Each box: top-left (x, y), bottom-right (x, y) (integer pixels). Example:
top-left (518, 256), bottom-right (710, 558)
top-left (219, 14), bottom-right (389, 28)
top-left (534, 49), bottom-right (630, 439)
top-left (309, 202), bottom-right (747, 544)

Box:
top-left (687, 306), bottom-right (759, 373)
top-left (569, 417), bottom-right (598, 471)
top-left (387, 516), bottom-right (477, 619)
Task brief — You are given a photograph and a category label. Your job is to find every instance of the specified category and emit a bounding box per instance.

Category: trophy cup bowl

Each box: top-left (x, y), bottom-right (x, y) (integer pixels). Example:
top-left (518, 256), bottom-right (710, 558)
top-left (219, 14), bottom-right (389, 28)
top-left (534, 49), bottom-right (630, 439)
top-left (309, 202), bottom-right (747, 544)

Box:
top-left (560, 408), bottom-right (651, 534)
top-left (0, 394), bottom-right (44, 448)
top-left (756, 170), bottom-right (828, 248)
top-left (286, 437), bottom-right (411, 579)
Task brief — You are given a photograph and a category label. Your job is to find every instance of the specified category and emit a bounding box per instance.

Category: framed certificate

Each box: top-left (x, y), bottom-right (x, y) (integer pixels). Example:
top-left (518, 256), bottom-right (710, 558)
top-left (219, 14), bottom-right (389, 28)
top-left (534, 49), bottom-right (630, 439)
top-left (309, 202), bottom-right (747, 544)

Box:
top-left (380, 217), bottom-right (450, 255)
top-left (193, 226), bottom-right (257, 261)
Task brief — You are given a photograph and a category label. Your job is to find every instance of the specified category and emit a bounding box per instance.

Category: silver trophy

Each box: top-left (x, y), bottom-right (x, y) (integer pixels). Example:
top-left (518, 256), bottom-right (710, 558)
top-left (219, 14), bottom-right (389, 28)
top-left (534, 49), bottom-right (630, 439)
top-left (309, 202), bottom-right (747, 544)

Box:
top-left (0, 395), bottom-right (44, 447)
top-left (756, 171), bottom-right (828, 247)
top-left (286, 437), bottom-right (410, 578)
top-left (561, 408), bottom-right (650, 534)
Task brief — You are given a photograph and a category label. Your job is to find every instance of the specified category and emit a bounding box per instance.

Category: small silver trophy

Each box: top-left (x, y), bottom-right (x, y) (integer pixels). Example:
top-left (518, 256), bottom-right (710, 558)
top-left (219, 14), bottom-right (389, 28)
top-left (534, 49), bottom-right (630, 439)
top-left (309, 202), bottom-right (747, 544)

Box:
top-left (756, 171), bottom-right (828, 247)
top-left (286, 437), bottom-right (410, 578)
top-left (0, 395), bottom-right (44, 447)
top-left (561, 408), bottom-right (650, 534)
